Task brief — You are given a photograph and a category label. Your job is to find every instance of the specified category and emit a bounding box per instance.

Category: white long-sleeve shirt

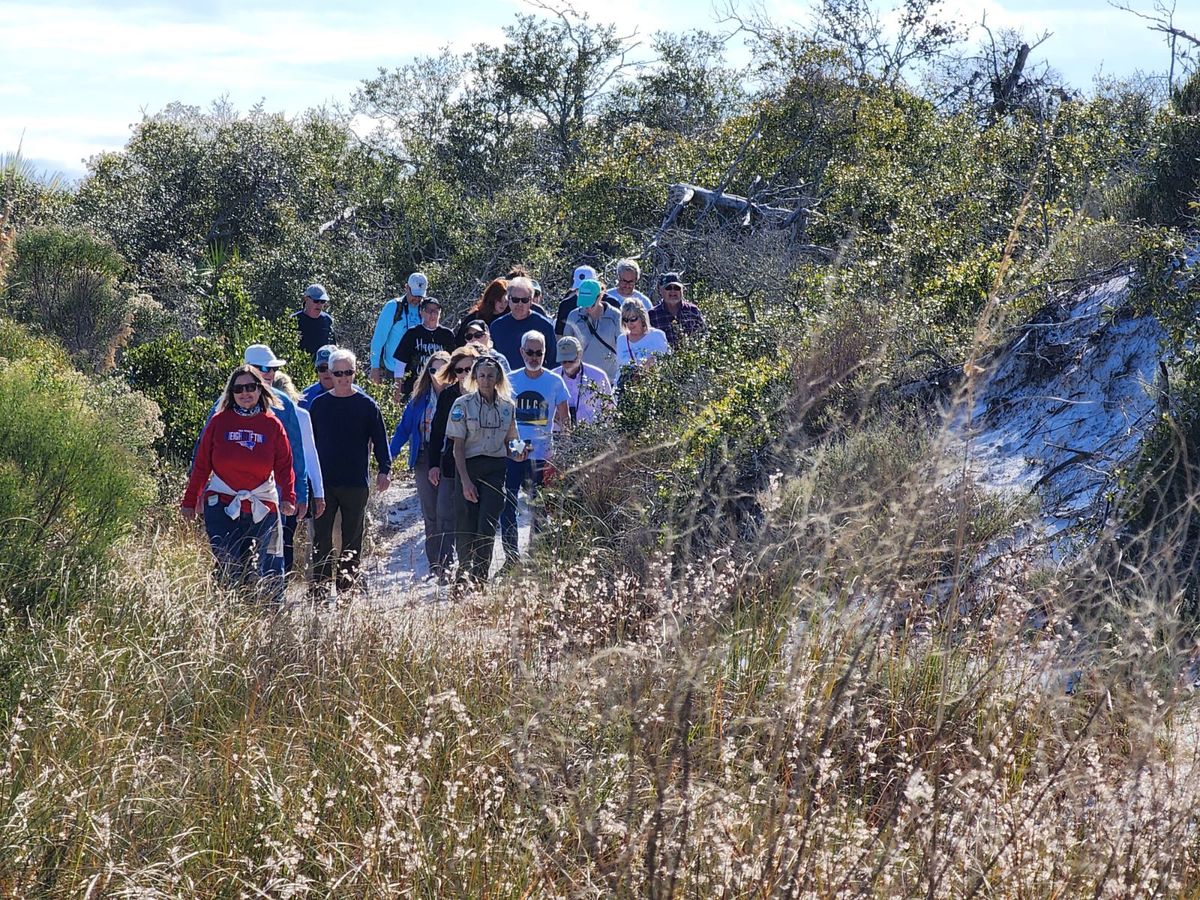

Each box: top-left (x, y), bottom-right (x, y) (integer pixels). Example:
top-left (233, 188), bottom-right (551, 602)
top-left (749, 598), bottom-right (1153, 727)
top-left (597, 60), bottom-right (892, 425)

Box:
top-left (294, 406), bottom-right (324, 499)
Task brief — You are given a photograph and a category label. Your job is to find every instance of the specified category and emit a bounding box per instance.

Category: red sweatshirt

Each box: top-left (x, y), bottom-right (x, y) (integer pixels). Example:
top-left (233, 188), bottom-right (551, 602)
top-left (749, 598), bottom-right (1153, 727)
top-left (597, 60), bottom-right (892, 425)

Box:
top-left (181, 408), bottom-right (296, 513)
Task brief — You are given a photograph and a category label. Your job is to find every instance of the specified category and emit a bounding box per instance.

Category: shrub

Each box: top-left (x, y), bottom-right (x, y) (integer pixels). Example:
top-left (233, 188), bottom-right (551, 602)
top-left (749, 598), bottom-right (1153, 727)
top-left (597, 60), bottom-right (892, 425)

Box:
top-left (122, 266), bottom-right (301, 461)
top-left (0, 358), bottom-right (156, 617)
top-left (4, 225), bottom-right (133, 372)
top-left (1133, 71), bottom-right (1200, 227)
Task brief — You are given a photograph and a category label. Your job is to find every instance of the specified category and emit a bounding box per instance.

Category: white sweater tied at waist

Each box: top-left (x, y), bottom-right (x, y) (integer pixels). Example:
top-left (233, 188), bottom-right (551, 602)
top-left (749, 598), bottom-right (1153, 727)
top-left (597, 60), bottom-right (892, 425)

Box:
top-left (206, 473), bottom-right (279, 523)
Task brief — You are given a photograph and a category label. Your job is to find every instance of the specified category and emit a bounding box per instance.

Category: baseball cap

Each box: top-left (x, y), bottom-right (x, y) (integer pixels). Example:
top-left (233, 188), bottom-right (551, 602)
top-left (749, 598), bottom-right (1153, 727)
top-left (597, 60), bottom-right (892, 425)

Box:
top-left (463, 319), bottom-right (490, 337)
top-left (557, 336), bottom-right (582, 363)
top-left (576, 279), bottom-right (602, 309)
top-left (572, 265), bottom-right (598, 290)
top-left (407, 272), bottom-right (429, 297)
top-left (657, 272), bottom-right (684, 289)
top-left (314, 344), bottom-right (337, 367)
top-left (420, 296), bottom-right (442, 310)
top-left (304, 284), bottom-right (329, 302)
top-left (244, 344), bottom-right (287, 368)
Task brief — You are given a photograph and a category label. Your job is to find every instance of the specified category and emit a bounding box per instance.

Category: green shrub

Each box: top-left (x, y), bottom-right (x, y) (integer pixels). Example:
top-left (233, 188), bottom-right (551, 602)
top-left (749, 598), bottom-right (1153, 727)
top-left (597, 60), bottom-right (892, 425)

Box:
top-left (1132, 71), bottom-right (1200, 227)
top-left (0, 359), bottom-right (156, 617)
top-left (122, 266), bottom-right (301, 460)
top-left (4, 225), bottom-right (132, 371)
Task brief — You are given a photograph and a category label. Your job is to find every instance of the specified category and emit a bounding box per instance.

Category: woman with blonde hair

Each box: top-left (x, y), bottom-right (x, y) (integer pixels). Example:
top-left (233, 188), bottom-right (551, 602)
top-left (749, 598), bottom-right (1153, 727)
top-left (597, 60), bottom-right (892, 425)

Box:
top-left (181, 365), bottom-right (296, 601)
top-left (445, 355), bottom-right (527, 583)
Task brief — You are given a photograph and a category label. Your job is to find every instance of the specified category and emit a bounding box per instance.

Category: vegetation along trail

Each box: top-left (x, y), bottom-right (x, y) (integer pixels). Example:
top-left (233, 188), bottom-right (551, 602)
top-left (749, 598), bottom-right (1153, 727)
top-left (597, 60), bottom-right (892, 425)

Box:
top-left (5, 1), bottom-right (1200, 894)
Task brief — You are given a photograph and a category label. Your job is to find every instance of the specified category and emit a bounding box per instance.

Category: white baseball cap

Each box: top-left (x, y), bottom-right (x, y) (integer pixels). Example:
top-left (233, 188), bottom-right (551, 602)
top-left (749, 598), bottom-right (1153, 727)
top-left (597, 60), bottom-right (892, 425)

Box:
top-left (572, 265), bottom-right (597, 290)
top-left (407, 272), bottom-right (429, 297)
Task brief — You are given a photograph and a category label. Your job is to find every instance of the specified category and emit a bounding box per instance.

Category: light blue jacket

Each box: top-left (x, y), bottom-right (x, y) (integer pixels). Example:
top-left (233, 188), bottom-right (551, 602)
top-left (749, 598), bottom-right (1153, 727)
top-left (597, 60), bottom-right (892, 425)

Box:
top-left (369, 297), bottom-right (423, 371)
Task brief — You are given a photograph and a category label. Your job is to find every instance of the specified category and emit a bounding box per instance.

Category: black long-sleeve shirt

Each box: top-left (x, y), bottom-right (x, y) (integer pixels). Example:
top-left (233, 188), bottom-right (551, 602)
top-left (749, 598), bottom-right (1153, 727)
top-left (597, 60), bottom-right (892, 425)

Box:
top-left (427, 382), bottom-right (463, 477)
top-left (308, 390), bottom-right (391, 488)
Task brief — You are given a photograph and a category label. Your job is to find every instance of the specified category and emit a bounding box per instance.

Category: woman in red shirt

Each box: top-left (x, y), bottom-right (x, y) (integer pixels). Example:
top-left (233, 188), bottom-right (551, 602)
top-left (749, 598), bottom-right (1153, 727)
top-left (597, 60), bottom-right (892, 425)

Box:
top-left (182, 366), bottom-right (297, 601)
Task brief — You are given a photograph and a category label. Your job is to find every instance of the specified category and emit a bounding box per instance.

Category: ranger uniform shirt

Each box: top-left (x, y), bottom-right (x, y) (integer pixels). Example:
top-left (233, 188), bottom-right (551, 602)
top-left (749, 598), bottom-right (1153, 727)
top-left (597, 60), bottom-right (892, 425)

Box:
top-left (445, 392), bottom-right (517, 460)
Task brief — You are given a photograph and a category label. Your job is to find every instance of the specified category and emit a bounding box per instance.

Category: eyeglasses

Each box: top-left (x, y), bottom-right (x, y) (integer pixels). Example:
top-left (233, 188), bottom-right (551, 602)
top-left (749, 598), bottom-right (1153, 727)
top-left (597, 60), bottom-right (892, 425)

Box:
top-left (310, 297), bottom-right (327, 304)
top-left (509, 296), bottom-right (532, 305)
top-left (232, 382), bottom-right (260, 394)
top-left (316, 364), bottom-right (329, 373)
top-left (454, 365), bottom-right (473, 375)
top-left (254, 365), bottom-right (280, 374)
top-left (331, 369), bottom-right (354, 378)
top-left (464, 331), bottom-right (484, 340)
top-left (522, 348), bottom-right (544, 357)
top-left (622, 317), bottom-right (641, 323)
top-left (618, 276), bottom-right (637, 285)
top-left (663, 286), bottom-right (682, 293)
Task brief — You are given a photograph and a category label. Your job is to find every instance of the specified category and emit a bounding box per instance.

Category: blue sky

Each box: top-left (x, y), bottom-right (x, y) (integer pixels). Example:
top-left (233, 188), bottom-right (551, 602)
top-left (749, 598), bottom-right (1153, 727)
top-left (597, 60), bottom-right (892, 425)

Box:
top-left (3, 0), bottom-right (1193, 181)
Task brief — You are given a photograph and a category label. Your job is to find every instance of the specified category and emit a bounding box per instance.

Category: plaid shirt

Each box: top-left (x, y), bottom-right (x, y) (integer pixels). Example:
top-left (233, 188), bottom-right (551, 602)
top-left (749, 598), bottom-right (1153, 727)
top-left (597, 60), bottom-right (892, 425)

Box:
top-left (649, 301), bottom-right (707, 348)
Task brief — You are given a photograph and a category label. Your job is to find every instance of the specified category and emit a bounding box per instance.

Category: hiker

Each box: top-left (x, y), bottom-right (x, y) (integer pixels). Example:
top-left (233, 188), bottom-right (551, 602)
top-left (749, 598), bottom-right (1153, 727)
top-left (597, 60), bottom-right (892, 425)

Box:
top-left (388, 352), bottom-right (453, 578)
top-left (308, 350), bottom-right (392, 598)
top-left (551, 335), bottom-right (613, 425)
top-left (197, 344), bottom-right (308, 573)
top-left (649, 272), bottom-right (706, 348)
top-left (604, 259), bottom-right (652, 311)
top-left (501, 331), bottom-right (570, 567)
top-left (427, 346), bottom-right (482, 581)
top-left (292, 283), bottom-right (336, 358)
top-left (392, 297), bottom-right (457, 403)
top-left (616, 299), bottom-right (671, 385)
top-left (369, 272), bottom-right (429, 384)
top-left (491, 277), bottom-right (557, 371)
top-left (301, 344), bottom-right (364, 409)
top-left (460, 319), bottom-right (510, 371)
top-left (564, 278), bottom-right (622, 382)
top-left (505, 266), bottom-right (550, 316)
top-left (554, 264), bottom-right (600, 336)
top-left (181, 366), bottom-right (295, 603)
top-left (446, 356), bottom-right (526, 584)
top-left (453, 279), bottom-right (509, 346)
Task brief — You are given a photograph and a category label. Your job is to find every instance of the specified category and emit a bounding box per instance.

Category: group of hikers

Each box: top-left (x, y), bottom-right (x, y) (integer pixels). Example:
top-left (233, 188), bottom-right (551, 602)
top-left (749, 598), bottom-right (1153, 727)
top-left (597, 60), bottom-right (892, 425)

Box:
top-left (181, 260), bottom-right (708, 601)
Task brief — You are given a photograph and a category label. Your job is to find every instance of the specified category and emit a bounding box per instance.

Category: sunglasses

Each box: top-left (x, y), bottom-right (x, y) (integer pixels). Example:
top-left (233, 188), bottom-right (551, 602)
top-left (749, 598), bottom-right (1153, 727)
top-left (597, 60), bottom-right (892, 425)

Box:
top-left (464, 331), bottom-right (484, 340)
top-left (509, 296), bottom-right (532, 305)
top-left (232, 382), bottom-right (260, 394)
top-left (254, 365), bottom-right (280, 374)
top-left (316, 364), bottom-right (329, 373)
top-left (310, 297), bottom-right (327, 304)
top-left (622, 317), bottom-right (641, 323)
top-left (454, 365), bottom-right (473, 375)
top-left (331, 369), bottom-right (354, 378)
top-left (523, 348), bottom-right (544, 356)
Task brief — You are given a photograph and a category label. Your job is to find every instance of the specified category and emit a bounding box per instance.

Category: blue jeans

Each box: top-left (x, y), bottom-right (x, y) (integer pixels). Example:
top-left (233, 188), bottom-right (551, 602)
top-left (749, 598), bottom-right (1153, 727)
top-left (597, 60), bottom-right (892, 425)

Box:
top-left (203, 499), bottom-right (285, 602)
top-left (501, 458), bottom-right (545, 562)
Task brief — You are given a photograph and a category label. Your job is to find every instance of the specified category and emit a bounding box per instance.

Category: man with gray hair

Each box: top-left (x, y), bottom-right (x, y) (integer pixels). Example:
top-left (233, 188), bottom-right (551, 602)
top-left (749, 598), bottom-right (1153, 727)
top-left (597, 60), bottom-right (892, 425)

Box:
top-left (490, 276), bottom-right (558, 370)
top-left (308, 349), bottom-right (392, 597)
top-left (604, 258), bottom-right (652, 311)
top-left (501, 330), bottom-right (570, 569)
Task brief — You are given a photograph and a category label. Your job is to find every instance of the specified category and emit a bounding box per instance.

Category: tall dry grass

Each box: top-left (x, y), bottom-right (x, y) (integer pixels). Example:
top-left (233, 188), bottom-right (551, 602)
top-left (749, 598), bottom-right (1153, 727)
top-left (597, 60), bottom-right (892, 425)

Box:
top-left (2, 395), bottom-right (1200, 898)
